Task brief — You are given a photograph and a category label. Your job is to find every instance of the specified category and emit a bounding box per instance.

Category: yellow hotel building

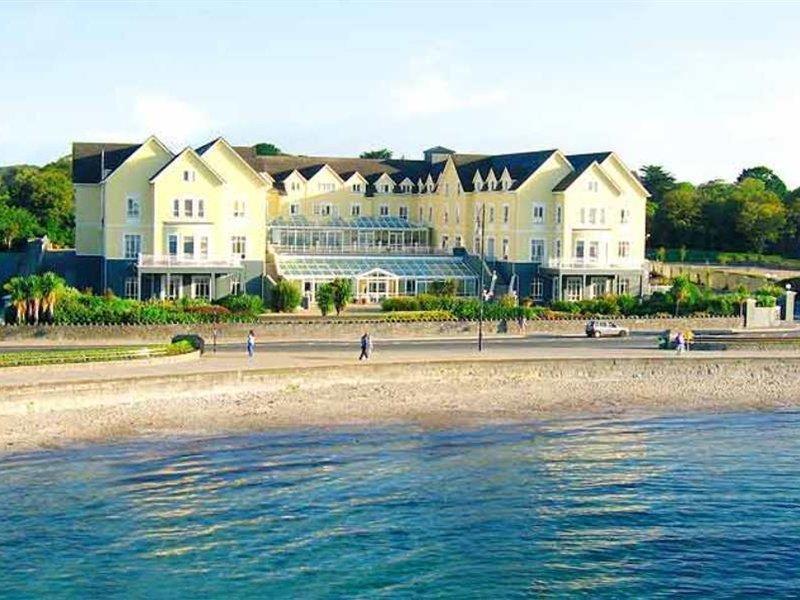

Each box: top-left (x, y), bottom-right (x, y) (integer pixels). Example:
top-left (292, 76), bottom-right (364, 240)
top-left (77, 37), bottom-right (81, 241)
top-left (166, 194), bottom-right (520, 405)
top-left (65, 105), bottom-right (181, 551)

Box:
top-left (72, 136), bottom-right (649, 303)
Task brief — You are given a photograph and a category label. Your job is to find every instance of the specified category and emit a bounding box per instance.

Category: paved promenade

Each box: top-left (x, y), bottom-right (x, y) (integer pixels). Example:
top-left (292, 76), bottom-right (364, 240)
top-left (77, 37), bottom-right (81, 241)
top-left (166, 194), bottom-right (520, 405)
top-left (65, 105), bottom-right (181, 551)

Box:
top-left (2, 335), bottom-right (799, 391)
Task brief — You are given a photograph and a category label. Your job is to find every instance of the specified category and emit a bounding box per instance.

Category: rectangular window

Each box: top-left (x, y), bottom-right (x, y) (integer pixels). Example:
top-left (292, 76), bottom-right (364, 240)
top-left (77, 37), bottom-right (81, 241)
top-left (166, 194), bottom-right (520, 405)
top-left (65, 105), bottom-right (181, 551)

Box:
top-left (502, 204), bottom-right (510, 224)
top-left (321, 204), bottom-right (332, 216)
top-left (183, 170), bottom-right (195, 182)
top-left (444, 210), bottom-right (449, 225)
top-left (123, 277), bottom-right (139, 299)
top-left (618, 241), bottom-right (630, 258)
top-left (566, 277), bottom-right (583, 301)
top-left (441, 234), bottom-right (449, 249)
top-left (428, 206), bottom-right (433, 222)
top-left (588, 208), bottom-right (597, 224)
top-left (184, 199), bottom-right (193, 218)
top-left (502, 239), bottom-right (509, 259)
top-left (474, 236), bottom-right (482, 254)
top-left (489, 206), bottom-right (495, 223)
top-left (576, 240), bottom-right (585, 259)
top-left (530, 239), bottom-right (545, 262)
top-left (487, 237), bottom-right (495, 260)
top-left (589, 241), bottom-right (599, 260)
top-left (351, 204), bottom-right (361, 217)
top-left (126, 197), bottom-right (140, 219)
top-left (399, 206), bottom-right (408, 220)
top-left (197, 199), bottom-right (205, 219)
top-left (230, 277), bottom-right (242, 296)
top-left (172, 199), bottom-right (180, 218)
top-left (123, 234), bottom-right (141, 259)
top-left (455, 206), bottom-right (460, 224)
top-left (380, 205), bottom-right (389, 217)
top-left (621, 208), bottom-right (630, 224)
top-left (418, 206), bottom-right (423, 221)
top-left (167, 234), bottom-right (178, 256)
top-left (554, 239), bottom-right (562, 259)
top-left (231, 236), bottom-right (246, 258)
top-left (352, 183), bottom-right (362, 192)
top-left (183, 235), bottom-right (194, 258)
top-left (200, 236), bottom-right (209, 259)
top-left (290, 203), bottom-right (299, 215)
top-left (532, 204), bottom-right (545, 223)
top-left (618, 278), bottom-right (631, 295)
top-left (445, 183), bottom-right (450, 196)
top-left (192, 276), bottom-right (210, 300)
top-left (599, 208), bottom-right (605, 225)
top-left (318, 183), bottom-right (336, 193)
top-left (580, 208), bottom-right (586, 224)
top-left (556, 206), bottom-right (562, 224)
top-left (455, 235), bottom-right (463, 248)
top-left (531, 277), bottom-right (543, 301)
top-left (234, 199), bottom-right (246, 218)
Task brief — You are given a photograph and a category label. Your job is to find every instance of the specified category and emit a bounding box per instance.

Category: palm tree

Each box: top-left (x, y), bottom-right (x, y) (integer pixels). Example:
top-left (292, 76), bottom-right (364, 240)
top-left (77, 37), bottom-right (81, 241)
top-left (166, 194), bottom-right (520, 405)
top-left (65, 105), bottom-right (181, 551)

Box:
top-left (3, 276), bottom-right (28, 324)
top-left (39, 272), bottom-right (65, 323)
top-left (26, 275), bottom-right (43, 325)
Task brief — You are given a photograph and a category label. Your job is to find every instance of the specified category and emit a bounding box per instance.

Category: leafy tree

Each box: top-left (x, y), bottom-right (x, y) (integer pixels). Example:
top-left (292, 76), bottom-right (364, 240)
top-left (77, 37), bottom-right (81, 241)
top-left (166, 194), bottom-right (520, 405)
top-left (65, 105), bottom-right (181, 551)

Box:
top-left (659, 182), bottom-right (700, 247)
top-left (0, 200), bottom-right (39, 249)
top-left (359, 149), bottom-right (392, 160)
top-left (733, 178), bottom-right (787, 253)
top-left (429, 279), bottom-right (458, 296)
top-left (5, 166), bottom-right (74, 246)
top-left (315, 283), bottom-right (334, 316)
top-left (696, 180), bottom-right (737, 251)
top-left (330, 278), bottom-right (353, 315)
top-left (639, 165), bottom-right (676, 203)
top-left (736, 166), bottom-right (787, 199)
top-left (270, 279), bottom-right (302, 312)
top-left (669, 275), bottom-right (698, 316)
top-left (254, 143), bottom-right (282, 156)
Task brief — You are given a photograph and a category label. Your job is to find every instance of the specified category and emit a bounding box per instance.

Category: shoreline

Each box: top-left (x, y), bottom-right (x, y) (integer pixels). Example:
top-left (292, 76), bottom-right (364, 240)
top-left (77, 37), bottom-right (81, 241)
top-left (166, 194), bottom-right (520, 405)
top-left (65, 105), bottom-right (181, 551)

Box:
top-left (2, 356), bottom-right (800, 453)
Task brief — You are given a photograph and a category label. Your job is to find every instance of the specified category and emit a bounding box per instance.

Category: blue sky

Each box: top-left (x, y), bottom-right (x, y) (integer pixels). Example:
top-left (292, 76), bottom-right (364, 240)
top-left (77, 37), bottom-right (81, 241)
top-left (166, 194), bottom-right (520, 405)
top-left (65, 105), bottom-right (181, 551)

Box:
top-left (2, 1), bottom-right (799, 187)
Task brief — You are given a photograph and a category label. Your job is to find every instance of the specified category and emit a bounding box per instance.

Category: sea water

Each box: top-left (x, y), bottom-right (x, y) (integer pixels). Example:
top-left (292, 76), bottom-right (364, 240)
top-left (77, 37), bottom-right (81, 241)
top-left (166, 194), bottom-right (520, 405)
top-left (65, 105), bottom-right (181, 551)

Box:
top-left (2, 412), bottom-right (799, 598)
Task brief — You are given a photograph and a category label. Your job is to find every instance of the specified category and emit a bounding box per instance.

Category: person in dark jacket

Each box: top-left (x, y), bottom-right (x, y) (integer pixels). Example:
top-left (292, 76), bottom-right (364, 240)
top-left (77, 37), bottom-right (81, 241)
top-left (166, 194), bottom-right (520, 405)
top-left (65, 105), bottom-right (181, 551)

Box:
top-left (359, 332), bottom-right (372, 361)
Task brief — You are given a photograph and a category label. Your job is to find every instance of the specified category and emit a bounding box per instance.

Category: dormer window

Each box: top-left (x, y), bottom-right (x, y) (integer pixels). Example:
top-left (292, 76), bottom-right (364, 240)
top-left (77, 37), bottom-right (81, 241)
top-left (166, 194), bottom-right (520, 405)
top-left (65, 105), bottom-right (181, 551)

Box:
top-left (183, 170), bottom-right (196, 182)
top-left (427, 183), bottom-right (433, 192)
top-left (382, 184), bottom-right (391, 193)
top-left (318, 183), bottom-right (336, 193)
top-left (290, 181), bottom-right (301, 192)
top-left (588, 181), bottom-right (599, 192)
top-left (352, 183), bottom-right (362, 192)
top-left (474, 179), bottom-right (482, 191)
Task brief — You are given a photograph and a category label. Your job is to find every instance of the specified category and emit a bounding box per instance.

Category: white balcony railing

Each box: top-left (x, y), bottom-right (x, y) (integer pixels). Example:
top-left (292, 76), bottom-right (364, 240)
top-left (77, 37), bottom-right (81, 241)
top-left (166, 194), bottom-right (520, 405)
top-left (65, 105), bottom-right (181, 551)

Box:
top-left (138, 254), bottom-right (243, 269)
top-left (546, 257), bottom-right (647, 270)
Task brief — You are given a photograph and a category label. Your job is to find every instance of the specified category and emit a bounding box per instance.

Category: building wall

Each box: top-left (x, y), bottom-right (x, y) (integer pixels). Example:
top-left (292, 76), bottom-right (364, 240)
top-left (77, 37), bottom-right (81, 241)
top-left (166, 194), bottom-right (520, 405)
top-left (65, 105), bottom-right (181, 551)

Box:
top-left (74, 184), bottom-right (102, 255)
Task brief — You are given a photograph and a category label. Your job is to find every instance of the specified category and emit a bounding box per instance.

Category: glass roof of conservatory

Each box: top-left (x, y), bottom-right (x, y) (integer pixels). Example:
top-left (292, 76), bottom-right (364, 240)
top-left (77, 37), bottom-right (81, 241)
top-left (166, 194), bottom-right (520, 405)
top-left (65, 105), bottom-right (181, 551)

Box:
top-left (269, 216), bottom-right (426, 230)
top-left (276, 255), bottom-right (479, 279)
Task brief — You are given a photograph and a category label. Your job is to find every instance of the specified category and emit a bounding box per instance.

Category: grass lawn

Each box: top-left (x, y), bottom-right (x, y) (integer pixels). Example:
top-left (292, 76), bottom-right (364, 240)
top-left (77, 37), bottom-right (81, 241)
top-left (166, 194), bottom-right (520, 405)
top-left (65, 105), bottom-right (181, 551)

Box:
top-left (0, 341), bottom-right (195, 368)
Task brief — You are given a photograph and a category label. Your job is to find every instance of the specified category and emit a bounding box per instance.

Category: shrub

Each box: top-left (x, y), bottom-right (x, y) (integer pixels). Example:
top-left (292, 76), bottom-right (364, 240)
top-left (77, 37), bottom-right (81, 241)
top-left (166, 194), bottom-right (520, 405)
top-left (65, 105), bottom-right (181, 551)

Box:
top-left (429, 279), bottom-right (457, 297)
top-left (316, 283), bottom-right (335, 316)
top-left (271, 279), bottom-right (302, 313)
top-left (185, 304), bottom-right (231, 316)
top-left (165, 340), bottom-right (196, 355)
top-left (381, 296), bottom-right (420, 312)
top-left (170, 335), bottom-right (204, 354)
top-left (215, 293), bottom-right (264, 315)
top-left (330, 278), bottom-right (353, 315)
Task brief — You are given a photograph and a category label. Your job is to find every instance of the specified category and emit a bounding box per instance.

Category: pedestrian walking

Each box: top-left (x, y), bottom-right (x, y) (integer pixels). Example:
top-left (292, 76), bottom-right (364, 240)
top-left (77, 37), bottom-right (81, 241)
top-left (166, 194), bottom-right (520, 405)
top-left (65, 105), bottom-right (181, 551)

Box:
top-left (675, 331), bottom-right (685, 355)
top-left (359, 332), bottom-right (372, 361)
top-left (246, 329), bottom-right (256, 359)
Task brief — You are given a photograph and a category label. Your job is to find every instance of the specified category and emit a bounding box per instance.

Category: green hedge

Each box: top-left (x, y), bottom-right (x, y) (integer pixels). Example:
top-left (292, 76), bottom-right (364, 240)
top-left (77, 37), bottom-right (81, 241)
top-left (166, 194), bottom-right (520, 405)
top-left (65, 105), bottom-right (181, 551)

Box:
top-left (0, 341), bottom-right (195, 368)
top-left (381, 294), bottom-right (547, 320)
top-left (648, 248), bottom-right (800, 269)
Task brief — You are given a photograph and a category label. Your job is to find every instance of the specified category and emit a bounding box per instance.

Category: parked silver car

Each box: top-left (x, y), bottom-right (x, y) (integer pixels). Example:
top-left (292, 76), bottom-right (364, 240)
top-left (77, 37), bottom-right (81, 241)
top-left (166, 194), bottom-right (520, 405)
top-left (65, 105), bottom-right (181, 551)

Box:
top-left (585, 320), bottom-right (630, 338)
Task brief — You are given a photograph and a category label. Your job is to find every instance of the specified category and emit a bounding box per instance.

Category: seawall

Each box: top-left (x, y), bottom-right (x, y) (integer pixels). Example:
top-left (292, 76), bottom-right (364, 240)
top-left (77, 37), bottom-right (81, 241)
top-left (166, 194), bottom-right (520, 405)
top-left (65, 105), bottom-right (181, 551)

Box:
top-left (0, 316), bottom-right (743, 344)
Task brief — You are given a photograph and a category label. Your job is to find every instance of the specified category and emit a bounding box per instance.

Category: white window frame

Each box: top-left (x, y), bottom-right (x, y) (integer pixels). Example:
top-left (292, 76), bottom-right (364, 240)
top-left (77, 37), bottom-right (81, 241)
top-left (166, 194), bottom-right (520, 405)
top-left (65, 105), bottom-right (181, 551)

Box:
top-left (486, 237), bottom-right (495, 260)
top-left (489, 206), bottom-right (495, 223)
top-left (618, 241), bottom-right (630, 258)
top-left (532, 204), bottom-right (545, 224)
top-left (621, 208), bottom-right (630, 224)
top-left (575, 240), bottom-right (585, 259)
top-left (502, 238), bottom-right (509, 260)
top-left (290, 203), bottom-right (299, 215)
top-left (556, 206), bottom-right (562, 224)
top-left (399, 206), bottom-right (409, 220)
top-left (183, 170), bottom-right (196, 182)
top-left (197, 199), bottom-right (205, 219)
top-left (172, 199), bottom-right (180, 218)
top-left (184, 198), bottom-right (194, 218)
top-left (191, 275), bottom-right (211, 300)
top-left (588, 241), bottom-right (600, 261)
top-left (167, 234), bottom-right (178, 256)
top-left (123, 234), bottom-right (141, 260)
top-left (588, 208), bottom-right (597, 225)
top-left (351, 203), bottom-right (361, 217)
top-left (234, 199), bottom-right (246, 218)
top-left (231, 236), bottom-right (247, 259)
top-left (530, 239), bottom-right (545, 262)
top-left (126, 196), bottom-right (140, 220)
top-left (123, 277), bottom-right (139, 300)
top-left (183, 235), bottom-right (195, 259)
top-left (531, 277), bottom-right (544, 301)
top-left (379, 204), bottom-right (389, 217)
top-left (502, 204), bottom-right (510, 225)
top-left (200, 236), bottom-right (209, 259)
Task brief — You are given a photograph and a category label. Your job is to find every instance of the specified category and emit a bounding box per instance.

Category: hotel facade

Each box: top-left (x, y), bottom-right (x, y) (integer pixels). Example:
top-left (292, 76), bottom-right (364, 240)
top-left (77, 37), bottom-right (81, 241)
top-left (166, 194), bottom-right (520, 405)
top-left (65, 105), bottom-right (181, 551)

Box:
top-left (71, 136), bottom-right (650, 304)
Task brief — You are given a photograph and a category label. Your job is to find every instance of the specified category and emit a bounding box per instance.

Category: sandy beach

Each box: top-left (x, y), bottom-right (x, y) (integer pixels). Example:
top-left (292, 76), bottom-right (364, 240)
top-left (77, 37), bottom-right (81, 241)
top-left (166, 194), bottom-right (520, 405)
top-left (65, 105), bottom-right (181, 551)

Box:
top-left (3, 354), bottom-right (800, 453)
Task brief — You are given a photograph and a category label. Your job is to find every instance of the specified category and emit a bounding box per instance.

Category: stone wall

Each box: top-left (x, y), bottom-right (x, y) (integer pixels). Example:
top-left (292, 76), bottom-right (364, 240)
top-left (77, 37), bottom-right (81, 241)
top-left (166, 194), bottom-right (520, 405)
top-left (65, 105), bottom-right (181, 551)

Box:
top-left (0, 316), bottom-right (743, 344)
top-left (651, 261), bottom-right (769, 291)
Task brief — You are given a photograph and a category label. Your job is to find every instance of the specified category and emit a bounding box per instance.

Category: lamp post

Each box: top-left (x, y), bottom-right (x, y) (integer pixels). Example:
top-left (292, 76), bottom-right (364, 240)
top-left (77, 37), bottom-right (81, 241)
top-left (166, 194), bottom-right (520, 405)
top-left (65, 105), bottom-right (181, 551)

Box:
top-left (478, 202), bottom-right (486, 352)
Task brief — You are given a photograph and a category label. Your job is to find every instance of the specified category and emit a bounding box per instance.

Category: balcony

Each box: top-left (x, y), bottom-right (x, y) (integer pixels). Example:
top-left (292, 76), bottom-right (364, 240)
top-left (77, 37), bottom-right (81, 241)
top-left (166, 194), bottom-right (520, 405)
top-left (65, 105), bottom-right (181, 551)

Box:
top-left (270, 244), bottom-right (450, 256)
top-left (545, 257), bottom-right (647, 271)
top-left (137, 254), bottom-right (243, 272)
